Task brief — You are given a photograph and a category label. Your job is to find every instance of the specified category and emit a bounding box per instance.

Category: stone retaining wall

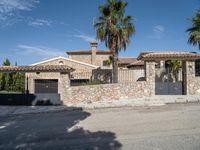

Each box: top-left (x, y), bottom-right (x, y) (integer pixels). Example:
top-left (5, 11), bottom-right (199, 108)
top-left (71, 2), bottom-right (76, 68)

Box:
top-left (188, 77), bottom-right (200, 95)
top-left (64, 81), bottom-right (154, 105)
top-left (63, 61), bottom-right (156, 105)
top-left (183, 61), bottom-right (200, 95)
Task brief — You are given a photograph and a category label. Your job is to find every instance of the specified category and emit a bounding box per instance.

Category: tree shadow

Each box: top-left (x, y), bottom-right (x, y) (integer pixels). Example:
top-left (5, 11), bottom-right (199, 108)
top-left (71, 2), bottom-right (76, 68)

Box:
top-left (0, 107), bottom-right (122, 150)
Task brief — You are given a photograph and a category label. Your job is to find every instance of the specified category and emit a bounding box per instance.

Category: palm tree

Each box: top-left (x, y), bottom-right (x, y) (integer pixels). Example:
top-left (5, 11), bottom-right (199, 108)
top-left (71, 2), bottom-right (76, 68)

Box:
top-left (187, 10), bottom-right (200, 49)
top-left (94, 0), bottom-right (135, 83)
top-left (166, 60), bottom-right (182, 82)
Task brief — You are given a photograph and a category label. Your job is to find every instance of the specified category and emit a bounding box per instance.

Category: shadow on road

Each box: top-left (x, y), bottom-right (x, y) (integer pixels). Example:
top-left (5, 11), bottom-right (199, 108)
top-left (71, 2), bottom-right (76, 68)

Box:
top-left (0, 107), bottom-right (121, 150)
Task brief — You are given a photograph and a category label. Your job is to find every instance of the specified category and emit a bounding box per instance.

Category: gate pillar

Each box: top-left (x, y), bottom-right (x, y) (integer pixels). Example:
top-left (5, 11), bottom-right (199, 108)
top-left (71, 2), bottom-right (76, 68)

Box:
top-left (182, 60), bottom-right (195, 95)
top-left (145, 61), bottom-right (156, 96)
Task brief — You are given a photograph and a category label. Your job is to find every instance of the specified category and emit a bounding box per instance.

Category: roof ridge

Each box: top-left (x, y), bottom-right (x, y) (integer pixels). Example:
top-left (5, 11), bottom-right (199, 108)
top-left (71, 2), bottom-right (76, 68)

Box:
top-left (30, 56), bottom-right (99, 68)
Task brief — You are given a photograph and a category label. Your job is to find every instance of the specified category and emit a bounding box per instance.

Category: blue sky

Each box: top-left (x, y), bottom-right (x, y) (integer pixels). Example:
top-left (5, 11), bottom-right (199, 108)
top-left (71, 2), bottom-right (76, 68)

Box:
top-left (0, 0), bottom-right (199, 65)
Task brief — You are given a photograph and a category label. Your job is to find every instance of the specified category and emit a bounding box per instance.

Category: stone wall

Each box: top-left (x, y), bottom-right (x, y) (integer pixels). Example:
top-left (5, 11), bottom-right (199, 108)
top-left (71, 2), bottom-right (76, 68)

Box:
top-left (69, 54), bottom-right (111, 67)
top-left (188, 77), bottom-right (200, 95)
top-left (70, 55), bottom-right (92, 65)
top-left (64, 81), bottom-right (154, 105)
top-left (26, 72), bottom-right (70, 102)
top-left (183, 61), bottom-right (200, 95)
top-left (26, 60), bottom-right (156, 106)
top-left (63, 61), bottom-right (155, 105)
top-left (26, 72), bottom-right (61, 94)
top-left (93, 54), bottom-right (111, 67)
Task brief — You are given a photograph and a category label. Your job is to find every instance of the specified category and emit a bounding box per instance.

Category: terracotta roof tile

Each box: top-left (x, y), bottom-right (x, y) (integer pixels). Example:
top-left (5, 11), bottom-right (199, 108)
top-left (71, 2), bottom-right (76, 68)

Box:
top-left (0, 65), bottom-right (74, 72)
top-left (128, 60), bottom-right (144, 67)
top-left (118, 57), bottom-right (137, 65)
top-left (66, 50), bottom-right (113, 55)
top-left (138, 52), bottom-right (200, 60)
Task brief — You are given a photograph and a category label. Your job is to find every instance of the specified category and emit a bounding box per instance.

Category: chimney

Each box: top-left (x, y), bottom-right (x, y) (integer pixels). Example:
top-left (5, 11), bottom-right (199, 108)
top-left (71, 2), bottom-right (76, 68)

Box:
top-left (90, 40), bottom-right (98, 51)
top-left (90, 41), bottom-right (97, 65)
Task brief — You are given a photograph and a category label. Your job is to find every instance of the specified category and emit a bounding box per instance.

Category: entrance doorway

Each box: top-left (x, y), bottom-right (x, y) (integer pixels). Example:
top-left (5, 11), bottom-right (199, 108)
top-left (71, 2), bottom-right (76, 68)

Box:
top-left (155, 61), bottom-right (183, 95)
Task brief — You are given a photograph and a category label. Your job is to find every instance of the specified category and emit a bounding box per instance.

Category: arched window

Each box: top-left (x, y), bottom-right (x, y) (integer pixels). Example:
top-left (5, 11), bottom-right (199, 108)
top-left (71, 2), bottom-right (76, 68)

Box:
top-left (59, 61), bottom-right (64, 65)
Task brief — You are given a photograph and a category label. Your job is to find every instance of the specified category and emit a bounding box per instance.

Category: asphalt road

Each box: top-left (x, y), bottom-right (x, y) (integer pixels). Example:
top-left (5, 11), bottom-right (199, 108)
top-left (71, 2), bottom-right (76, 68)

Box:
top-left (0, 103), bottom-right (200, 150)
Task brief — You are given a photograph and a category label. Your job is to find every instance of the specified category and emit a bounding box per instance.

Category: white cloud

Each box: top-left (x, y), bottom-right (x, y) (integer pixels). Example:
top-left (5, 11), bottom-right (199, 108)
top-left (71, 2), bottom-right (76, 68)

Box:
top-left (147, 25), bottom-right (165, 40)
top-left (73, 34), bottom-right (96, 42)
top-left (153, 25), bottom-right (165, 32)
top-left (17, 45), bottom-right (65, 57)
top-left (28, 19), bottom-right (51, 27)
top-left (0, 0), bottom-right (39, 27)
top-left (0, 0), bottom-right (39, 13)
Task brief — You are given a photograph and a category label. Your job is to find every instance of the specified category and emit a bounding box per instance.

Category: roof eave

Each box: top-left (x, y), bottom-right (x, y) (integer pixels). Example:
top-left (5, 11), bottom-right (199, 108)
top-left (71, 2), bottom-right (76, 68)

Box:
top-left (0, 66), bottom-right (74, 73)
top-left (139, 57), bottom-right (200, 61)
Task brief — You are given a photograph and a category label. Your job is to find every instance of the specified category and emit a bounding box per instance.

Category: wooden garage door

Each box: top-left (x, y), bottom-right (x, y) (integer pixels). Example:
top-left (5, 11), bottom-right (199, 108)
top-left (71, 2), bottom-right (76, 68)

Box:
top-left (35, 79), bottom-right (58, 93)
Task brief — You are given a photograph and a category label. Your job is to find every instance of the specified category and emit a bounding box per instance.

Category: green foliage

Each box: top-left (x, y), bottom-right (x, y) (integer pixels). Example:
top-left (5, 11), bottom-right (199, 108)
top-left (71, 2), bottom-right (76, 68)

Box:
top-left (0, 59), bottom-right (25, 93)
top-left (82, 80), bottom-right (106, 86)
top-left (94, 0), bottom-right (135, 51)
top-left (166, 60), bottom-right (182, 82)
top-left (3, 58), bottom-right (11, 66)
top-left (0, 72), bottom-right (5, 90)
top-left (186, 10), bottom-right (200, 49)
top-left (167, 60), bottom-right (182, 73)
top-left (94, 0), bottom-right (135, 83)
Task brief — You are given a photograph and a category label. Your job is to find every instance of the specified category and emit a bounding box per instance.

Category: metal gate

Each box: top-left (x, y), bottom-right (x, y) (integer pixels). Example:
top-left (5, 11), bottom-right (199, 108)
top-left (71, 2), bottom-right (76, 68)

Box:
top-left (35, 79), bottom-right (58, 93)
top-left (155, 67), bottom-right (183, 95)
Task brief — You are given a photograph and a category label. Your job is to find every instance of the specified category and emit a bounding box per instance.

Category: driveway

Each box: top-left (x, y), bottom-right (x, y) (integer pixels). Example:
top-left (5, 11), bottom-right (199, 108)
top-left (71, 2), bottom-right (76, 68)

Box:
top-left (0, 103), bottom-right (200, 150)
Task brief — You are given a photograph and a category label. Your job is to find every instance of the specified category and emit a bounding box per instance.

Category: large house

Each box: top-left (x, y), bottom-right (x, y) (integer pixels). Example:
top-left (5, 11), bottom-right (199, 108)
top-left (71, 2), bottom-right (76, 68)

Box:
top-left (1, 44), bottom-right (200, 105)
top-left (25, 41), bottom-right (144, 94)
top-left (31, 41), bottom-right (142, 72)
top-left (23, 41), bottom-right (200, 98)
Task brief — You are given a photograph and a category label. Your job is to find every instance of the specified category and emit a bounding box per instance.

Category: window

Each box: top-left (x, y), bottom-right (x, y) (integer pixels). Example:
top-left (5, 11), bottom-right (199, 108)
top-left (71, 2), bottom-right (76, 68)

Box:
top-left (59, 61), bottom-right (64, 65)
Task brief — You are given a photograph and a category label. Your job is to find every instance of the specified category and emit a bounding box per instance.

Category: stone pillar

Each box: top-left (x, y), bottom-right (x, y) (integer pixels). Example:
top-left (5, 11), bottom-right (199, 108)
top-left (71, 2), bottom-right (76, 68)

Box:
top-left (182, 60), bottom-right (195, 95)
top-left (59, 72), bottom-right (70, 102)
top-left (145, 61), bottom-right (156, 96)
top-left (25, 73), bottom-right (34, 94)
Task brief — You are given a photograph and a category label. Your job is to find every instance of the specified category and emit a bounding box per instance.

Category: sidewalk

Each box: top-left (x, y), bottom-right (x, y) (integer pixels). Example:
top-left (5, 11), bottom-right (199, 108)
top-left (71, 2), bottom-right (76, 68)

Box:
top-left (0, 95), bottom-right (199, 117)
top-left (69, 95), bottom-right (200, 109)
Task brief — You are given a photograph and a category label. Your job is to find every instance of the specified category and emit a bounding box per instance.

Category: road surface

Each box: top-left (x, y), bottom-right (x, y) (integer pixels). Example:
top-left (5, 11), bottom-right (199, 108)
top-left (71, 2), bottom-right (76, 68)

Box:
top-left (0, 103), bottom-right (200, 150)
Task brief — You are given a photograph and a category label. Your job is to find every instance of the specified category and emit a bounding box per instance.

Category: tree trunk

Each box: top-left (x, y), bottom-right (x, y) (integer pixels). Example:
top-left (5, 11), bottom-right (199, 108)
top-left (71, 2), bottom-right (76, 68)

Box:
top-left (112, 51), bottom-right (119, 83)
